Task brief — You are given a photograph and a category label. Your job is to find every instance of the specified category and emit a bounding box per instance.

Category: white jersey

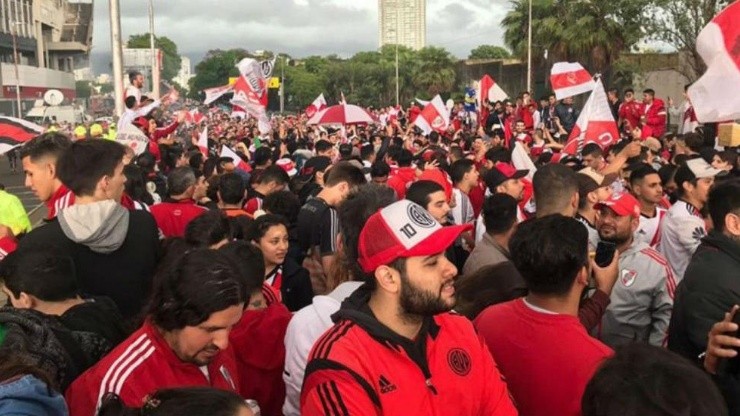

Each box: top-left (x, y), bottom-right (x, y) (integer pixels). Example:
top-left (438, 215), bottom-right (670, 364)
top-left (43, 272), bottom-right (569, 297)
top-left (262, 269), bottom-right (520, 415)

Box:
top-left (658, 201), bottom-right (706, 282)
top-left (125, 85), bottom-right (141, 105)
top-left (451, 188), bottom-right (474, 226)
top-left (635, 207), bottom-right (668, 248)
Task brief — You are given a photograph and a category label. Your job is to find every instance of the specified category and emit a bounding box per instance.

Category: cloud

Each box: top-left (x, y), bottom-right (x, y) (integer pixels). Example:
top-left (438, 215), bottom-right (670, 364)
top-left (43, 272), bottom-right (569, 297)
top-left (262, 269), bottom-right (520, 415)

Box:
top-left (92, 0), bottom-right (511, 66)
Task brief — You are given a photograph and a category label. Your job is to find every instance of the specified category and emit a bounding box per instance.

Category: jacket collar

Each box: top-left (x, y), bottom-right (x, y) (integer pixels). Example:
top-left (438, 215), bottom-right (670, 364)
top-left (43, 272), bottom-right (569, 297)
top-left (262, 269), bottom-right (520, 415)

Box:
top-left (481, 233), bottom-right (511, 259)
top-left (702, 231), bottom-right (740, 264)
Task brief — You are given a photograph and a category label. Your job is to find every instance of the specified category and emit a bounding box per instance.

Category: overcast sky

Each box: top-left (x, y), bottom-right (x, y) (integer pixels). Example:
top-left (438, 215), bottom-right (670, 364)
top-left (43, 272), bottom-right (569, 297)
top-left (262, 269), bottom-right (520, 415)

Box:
top-left (91, 0), bottom-right (511, 71)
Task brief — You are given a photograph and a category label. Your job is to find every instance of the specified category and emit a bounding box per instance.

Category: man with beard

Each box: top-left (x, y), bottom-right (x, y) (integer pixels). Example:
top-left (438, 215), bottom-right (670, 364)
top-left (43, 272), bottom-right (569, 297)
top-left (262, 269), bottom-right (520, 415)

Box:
top-left (66, 249), bottom-right (246, 416)
top-left (594, 192), bottom-right (675, 348)
top-left (300, 200), bottom-right (517, 415)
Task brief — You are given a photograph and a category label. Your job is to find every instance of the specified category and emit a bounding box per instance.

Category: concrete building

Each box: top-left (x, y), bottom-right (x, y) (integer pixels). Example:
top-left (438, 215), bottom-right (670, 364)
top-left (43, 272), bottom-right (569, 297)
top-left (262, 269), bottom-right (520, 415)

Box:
top-left (378, 0), bottom-right (426, 50)
top-left (0, 0), bottom-right (92, 115)
top-left (173, 55), bottom-right (193, 91)
top-left (122, 47), bottom-right (161, 93)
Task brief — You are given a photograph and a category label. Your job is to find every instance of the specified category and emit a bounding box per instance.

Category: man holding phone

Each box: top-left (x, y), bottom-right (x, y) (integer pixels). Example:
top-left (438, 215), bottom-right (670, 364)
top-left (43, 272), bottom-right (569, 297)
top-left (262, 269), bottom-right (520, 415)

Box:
top-left (595, 192), bottom-right (676, 348)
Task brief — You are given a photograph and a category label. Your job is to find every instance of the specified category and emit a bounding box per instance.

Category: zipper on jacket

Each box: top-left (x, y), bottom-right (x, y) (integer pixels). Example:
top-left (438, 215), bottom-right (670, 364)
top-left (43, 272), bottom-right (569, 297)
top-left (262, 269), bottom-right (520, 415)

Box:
top-left (425, 378), bottom-right (438, 395)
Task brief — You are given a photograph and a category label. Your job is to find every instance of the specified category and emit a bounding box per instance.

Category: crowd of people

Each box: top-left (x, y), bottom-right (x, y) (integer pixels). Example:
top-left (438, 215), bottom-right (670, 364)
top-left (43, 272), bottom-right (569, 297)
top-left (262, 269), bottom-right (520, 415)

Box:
top-left (0, 70), bottom-right (738, 416)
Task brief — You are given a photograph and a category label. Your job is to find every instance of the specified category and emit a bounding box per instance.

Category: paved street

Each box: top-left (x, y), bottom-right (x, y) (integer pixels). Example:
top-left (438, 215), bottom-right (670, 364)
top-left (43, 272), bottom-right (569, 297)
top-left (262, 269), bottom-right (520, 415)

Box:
top-left (0, 153), bottom-right (47, 226)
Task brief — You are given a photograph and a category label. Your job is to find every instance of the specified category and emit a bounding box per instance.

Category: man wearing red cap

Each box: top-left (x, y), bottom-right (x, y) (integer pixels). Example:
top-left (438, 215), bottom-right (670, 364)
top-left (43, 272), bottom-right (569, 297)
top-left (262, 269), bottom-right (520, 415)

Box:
top-left (475, 162), bottom-right (528, 242)
top-left (300, 200), bottom-right (517, 415)
top-left (595, 192), bottom-right (676, 348)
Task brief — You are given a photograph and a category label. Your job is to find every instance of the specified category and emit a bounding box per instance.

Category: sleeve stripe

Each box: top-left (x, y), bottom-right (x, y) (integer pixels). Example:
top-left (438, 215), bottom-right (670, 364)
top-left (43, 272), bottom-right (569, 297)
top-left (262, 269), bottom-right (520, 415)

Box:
top-left (330, 380), bottom-right (350, 415)
top-left (310, 321), bottom-right (350, 361)
top-left (641, 248), bottom-right (677, 299)
top-left (329, 208), bottom-right (338, 252)
top-left (317, 382), bottom-right (334, 416)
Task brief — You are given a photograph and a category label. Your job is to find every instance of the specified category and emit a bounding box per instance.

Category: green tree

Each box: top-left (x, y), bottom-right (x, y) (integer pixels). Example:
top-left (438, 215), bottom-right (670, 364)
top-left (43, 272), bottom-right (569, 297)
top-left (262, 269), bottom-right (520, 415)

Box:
top-left (75, 80), bottom-right (93, 99)
top-left (646, 0), bottom-right (730, 80)
top-left (469, 45), bottom-right (511, 60)
top-left (188, 49), bottom-right (250, 99)
top-left (127, 33), bottom-right (182, 82)
top-left (413, 47), bottom-right (456, 97)
top-left (99, 83), bottom-right (114, 95)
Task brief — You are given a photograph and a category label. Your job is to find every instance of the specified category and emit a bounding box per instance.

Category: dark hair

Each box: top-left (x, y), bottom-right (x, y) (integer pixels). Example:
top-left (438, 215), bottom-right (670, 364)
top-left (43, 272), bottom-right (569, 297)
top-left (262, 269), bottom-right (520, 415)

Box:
top-left (166, 166), bottom-right (196, 197)
top-left (123, 164), bottom-right (154, 205)
top-left (683, 132), bottom-right (705, 153)
top-left (254, 165), bottom-right (289, 186)
top-left (136, 152), bottom-right (157, 173)
top-left (219, 241), bottom-right (265, 297)
top-left (533, 164), bottom-right (579, 217)
top-left (509, 215), bottom-right (588, 296)
top-left (184, 210), bottom-right (231, 248)
top-left (18, 132), bottom-right (71, 162)
top-left (582, 343), bottom-right (727, 416)
top-left (629, 163), bottom-right (658, 187)
top-left (582, 143), bottom-right (603, 158)
top-left (217, 173), bottom-right (245, 205)
top-left (370, 160), bottom-right (391, 178)
top-left (716, 150), bottom-right (738, 169)
top-left (57, 139), bottom-right (126, 197)
top-left (188, 152), bottom-right (204, 172)
top-left (360, 144), bottom-right (375, 161)
top-left (0, 245), bottom-right (77, 301)
top-left (314, 140), bottom-right (333, 154)
top-left (643, 88), bottom-right (655, 96)
top-left (262, 190), bottom-right (300, 224)
top-left (658, 164), bottom-right (677, 186)
top-left (485, 146), bottom-right (511, 164)
top-left (450, 159), bottom-right (476, 185)
top-left (455, 262), bottom-right (527, 320)
top-left (338, 184), bottom-right (397, 284)
top-left (147, 249), bottom-right (245, 331)
top-left (708, 179), bottom-right (740, 234)
top-left (0, 350), bottom-right (58, 393)
top-left (324, 162), bottom-right (366, 188)
top-left (396, 148), bottom-right (413, 167)
top-left (253, 146), bottom-right (273, 166)
top-left (128, 70), bottom-right (142, 84)
top-left (406, 180), bottom-right (444, 210)
top-left (624, 88), bottom-right (634, 94)
top-left (124, 95), bottom-right (137, 110)
top-left (98, 387), bottom-right (249, 416)
top-left (246, 214), bottom-right (288, 242)
top-left (483, 193), bottom-right (518, 235)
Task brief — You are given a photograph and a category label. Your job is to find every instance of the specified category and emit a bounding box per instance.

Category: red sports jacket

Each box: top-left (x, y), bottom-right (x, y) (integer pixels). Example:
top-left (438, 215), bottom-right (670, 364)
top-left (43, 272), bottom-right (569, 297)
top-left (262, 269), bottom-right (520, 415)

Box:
top-left (643, 98), bottom-right (667, 138)
top-left (149, 199), bottom-right (207, 238)
top-left (618, 100), bottom-right (644, 132)
top-left (66, 320), bottom-right (240, 416)
top-left (300, 285), bottom-right (518, 416)
top-left (46, 184), bottom-right (75, 220)
top-left (387, 167), bottom-right (417, 200)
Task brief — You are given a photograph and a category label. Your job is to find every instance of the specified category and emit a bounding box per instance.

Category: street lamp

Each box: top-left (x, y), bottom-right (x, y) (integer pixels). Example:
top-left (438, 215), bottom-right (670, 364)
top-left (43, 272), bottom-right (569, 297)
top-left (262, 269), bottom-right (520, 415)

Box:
top-left (280, 55), bottom-right (288, 114)
top-left (395, 4), bottom-right (400, 107)
top-left (11, 21), bottom-right (22, 118)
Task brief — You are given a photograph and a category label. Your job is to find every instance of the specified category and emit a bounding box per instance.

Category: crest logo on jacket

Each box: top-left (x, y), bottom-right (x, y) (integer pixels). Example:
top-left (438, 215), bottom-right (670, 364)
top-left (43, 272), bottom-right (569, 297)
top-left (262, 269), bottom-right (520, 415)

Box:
top-left (447, 348), bottom-right (472, 376)
top-left (621, 269), bottom-right (637, 287)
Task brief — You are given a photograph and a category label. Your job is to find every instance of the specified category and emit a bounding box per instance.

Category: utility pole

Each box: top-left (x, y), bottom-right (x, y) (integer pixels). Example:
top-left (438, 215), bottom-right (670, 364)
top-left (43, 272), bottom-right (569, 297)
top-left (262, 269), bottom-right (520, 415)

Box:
top-left (109, 0), bottom-right (124, 116)
top-left (395, 3), bottom-right (400, 107)
top-left (11, 22), bottom-right (21, 118)
top-left (149, 0), bottom-right (160, 98)
top-left (526, 0), bottom-right (533, 93)
top-left (280, 55), bottom-right (285, 113)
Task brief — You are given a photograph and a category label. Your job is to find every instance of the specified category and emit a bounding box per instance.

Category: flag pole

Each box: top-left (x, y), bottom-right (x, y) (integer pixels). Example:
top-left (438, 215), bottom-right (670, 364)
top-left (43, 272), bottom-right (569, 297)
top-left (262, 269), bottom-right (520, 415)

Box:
top-left (148, 0), bottom-right (160, 99)
top-left (109, 0), bottom-right (124, 116)
top-left (527, 0), bottom-right (532, 93)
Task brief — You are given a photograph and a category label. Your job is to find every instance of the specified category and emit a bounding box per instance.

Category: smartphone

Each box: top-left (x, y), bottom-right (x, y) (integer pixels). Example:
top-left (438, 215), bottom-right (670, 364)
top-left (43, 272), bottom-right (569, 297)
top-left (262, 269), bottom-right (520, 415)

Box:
top-left (594, 241), bottom-right (616, 268)
top-left (717, 312), bottom-right (740, 375)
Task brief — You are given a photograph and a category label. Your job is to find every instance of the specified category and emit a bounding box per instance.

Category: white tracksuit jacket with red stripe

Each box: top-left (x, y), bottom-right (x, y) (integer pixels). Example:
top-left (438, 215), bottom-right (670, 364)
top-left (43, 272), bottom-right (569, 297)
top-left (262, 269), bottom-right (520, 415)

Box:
top-left (65, 320), bottom-right (240, 416)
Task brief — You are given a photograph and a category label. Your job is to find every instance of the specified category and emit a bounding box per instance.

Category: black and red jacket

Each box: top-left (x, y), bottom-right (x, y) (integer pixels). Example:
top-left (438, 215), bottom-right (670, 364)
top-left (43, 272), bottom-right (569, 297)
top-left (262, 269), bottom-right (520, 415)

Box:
top-left (300, 284), bottom-right (517, 415)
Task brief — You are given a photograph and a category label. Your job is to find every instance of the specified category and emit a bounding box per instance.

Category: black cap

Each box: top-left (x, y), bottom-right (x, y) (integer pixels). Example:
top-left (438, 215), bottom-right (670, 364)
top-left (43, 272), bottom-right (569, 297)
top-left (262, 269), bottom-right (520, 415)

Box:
top-left (300, 156), bottom-right (332, 177)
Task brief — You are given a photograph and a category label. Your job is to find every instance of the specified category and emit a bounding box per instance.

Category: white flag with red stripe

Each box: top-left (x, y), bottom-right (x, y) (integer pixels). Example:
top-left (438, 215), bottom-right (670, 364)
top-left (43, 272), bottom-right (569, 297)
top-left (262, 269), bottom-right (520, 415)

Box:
top-left (203, 84), bottom-right (233, 105)
top-left (550, 62), bottom-right (595, 100)
top-left (414, 95), bottom-right (450, 135)
top-left (305, 93), bottom-right (327, 118)
top-left (477, 74), bottom-right (508, 106)
top-left (197, 125), bottom-right (208, 157)
top-left (562, 79), bottom-right (619, 155)
top-left (687, 1), bottom-right (740, 122)
top-left (220, 144), bottom-right (252, 173)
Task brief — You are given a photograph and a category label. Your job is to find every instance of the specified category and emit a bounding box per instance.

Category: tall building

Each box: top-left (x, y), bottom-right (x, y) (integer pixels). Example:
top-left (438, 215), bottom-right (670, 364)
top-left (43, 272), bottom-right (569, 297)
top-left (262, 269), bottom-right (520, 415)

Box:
top-left (378, 0), bottom-right (426, 50)
top-left (173, 56), bottom-right (193, 91)
top-left (0, 0), bottom-right (92, 115)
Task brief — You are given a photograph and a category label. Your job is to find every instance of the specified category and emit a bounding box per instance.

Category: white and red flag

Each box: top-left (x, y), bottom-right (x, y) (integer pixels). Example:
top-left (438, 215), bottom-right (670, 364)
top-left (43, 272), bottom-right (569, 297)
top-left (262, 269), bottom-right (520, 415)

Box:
top-left (550, 62), bottom-right (595, 100)
top-left (203, 84), bottom-right (233, 106)
top-left (305, 93), bottom-right (327, 118)
top-left (562, 79), bottom-right (619, 155)
top-left (184, 109), bottom-right (204, 125)
top-left (687, 1), bottom-right (740, 122)
top-left (197, 125), bottom-right (209, 157)
top-left (414, 95), bottom-right (450, 135)
top-left (220, 144), bottom-right (252, 173)
top-left (339, 91), bottom-right (347, 105)
top-left (477, 74), bottom-right (508, 106)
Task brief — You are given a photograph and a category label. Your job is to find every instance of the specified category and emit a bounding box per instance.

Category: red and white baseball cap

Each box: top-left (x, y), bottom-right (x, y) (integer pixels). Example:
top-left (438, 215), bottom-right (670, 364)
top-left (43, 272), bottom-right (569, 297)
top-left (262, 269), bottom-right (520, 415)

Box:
top-left (275, 158), bottom-right (298, 177)
top-left (357, 200), bottom-right (472, 273)
top-left (594, 192), bottom-right (640, 218)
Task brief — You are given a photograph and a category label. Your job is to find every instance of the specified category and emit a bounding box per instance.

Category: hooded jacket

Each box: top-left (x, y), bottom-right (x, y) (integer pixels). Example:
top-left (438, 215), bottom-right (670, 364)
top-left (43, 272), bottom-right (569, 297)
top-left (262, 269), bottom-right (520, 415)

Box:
top-left (300, 284), bottom-right (517, 416)
top-left (17, 200), bottom-right (159, 319)
top-left (387, 167), bottom-right (417, 200)
top-left (0, 375), bottom-right (68, 416)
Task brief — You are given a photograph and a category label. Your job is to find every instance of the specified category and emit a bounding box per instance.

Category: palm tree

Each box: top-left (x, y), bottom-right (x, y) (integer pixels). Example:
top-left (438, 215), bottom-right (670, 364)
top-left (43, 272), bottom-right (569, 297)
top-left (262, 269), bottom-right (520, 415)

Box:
top-left (413, 47), bottom-right (457, 97)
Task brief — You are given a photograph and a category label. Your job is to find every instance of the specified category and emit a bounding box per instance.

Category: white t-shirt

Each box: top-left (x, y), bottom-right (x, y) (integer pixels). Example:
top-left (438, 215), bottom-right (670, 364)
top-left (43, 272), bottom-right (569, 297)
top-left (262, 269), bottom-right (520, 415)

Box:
top-left (451, 188), bottom-right (475, 226)
top-left (635, 207), bottom-right (668, 248)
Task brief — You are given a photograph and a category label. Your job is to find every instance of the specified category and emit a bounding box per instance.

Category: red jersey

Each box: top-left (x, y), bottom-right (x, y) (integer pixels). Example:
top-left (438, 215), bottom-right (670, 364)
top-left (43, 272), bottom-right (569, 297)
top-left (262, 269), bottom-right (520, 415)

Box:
top-left (387, 167), bottom-right (417, 200)
top-left (300, 286), bottom-right (518, 416)
top-left (244, 194), bottom-right (265, 216)
top-left (47, 184), bottom-right (75, 220)
top-left (475, 299), bottom-right (613, 416)
top-left (66, 321), bottom-right (240, 416)
top-left (618, 100), bottom-right (644, 131)
top-left (230, 301), bottom-right (292, 416)
top-left (643, 98), bottom-right (667, 138)
top-left (149, 199), bottom-right (207, 238)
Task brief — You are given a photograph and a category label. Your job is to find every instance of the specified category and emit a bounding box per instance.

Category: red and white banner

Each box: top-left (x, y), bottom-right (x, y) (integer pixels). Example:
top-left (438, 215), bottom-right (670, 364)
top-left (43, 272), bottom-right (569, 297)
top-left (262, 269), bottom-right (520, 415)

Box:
top-left (184, 109), bottom-right (204, 125)
top-left (197, 125), bottom-right (208, 157)
top-left (230, 57), bottom-right (276, 134)
top-left (414, 94), bottom-right (450, 135)
top-left (477, 74), bottom-right (508, 106)
top-left (203, 84), bottom-right (233, 106)
top-left (550, 62), bottom-right (595, 100)
top-left (563, 79), bottom-right (619, 155)
top-left (220, 144), bottom-right (252, 173)
top-left (687, 1), bottom-right (740, 123)
top-left (0, 116), bottom-right (43, 155)
top-left (305, 93), bottom-right (327, 118)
